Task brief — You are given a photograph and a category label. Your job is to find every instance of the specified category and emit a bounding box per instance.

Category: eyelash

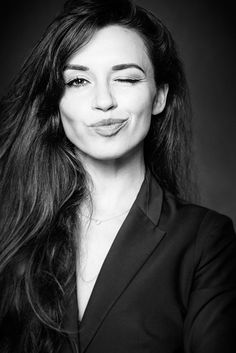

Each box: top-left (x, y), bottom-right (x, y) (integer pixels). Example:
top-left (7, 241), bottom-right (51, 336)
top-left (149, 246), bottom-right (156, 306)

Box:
top-left (66, 78), bottom-right (89, 87)
top-left (65, 77), bottom-right (141, 87)
top-left (115, 79), bottom-right (141, 84)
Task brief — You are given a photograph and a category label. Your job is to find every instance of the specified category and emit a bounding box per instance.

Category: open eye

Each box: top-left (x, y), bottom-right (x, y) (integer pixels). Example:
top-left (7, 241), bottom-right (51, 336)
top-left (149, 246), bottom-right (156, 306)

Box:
top-left (66, 78), bottom-right (90, 87)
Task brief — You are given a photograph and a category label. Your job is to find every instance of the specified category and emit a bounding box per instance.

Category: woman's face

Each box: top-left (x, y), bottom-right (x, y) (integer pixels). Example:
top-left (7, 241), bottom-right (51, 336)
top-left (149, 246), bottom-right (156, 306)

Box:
top-left (59, 25), bottom-right (168, 160)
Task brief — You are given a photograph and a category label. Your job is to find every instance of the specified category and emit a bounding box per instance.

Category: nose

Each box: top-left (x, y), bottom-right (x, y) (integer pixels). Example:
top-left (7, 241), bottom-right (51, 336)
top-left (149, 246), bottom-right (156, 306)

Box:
top-left (92, 82), bottom-right (117, 111)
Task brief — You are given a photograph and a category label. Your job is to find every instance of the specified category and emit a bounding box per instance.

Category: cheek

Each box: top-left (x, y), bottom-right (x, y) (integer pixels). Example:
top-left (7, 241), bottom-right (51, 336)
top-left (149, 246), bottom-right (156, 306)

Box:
top-left (121, 86), bottom-right (154, 115)
top-left (131, 95), bottom-right (154, 141)
top-left (59, 95), bottom-right (84, 122)
top-left (127, 93), bottom-right (154, 128)
top-left (59, 97), bottom-right (86, 145)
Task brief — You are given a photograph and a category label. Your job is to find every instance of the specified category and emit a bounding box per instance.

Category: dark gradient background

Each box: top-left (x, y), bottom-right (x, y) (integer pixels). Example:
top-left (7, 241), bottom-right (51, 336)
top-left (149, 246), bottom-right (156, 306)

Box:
top-left (0, 0), bottom-right (235, 226)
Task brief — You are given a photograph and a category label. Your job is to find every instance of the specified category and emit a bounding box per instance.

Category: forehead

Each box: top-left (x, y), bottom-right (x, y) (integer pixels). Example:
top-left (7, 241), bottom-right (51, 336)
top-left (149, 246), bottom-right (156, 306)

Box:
top-left (68, 25), bottom-right (152, 70)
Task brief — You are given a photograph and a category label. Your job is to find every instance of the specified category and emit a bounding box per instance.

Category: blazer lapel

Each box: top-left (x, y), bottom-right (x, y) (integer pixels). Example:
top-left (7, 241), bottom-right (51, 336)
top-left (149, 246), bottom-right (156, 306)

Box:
top-left (79, 170), bottom-right (166, 352)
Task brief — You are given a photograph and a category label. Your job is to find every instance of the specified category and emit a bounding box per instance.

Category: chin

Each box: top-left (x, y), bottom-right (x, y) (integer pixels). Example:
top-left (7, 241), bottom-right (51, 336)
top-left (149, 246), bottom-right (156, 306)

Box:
top-left (77, 146), bottom-right (132, 162)
top-left (90, 151), bottom-right (129, 161)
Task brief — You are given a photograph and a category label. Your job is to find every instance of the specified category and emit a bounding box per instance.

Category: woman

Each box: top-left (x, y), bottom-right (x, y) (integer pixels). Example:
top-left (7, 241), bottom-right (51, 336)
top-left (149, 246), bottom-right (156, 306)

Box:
top-left (0, 0), bottom-right (235, 352)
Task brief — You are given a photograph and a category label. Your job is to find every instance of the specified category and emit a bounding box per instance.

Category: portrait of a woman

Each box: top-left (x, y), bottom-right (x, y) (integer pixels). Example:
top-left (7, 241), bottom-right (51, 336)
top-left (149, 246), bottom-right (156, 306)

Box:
top-left (0, 0), bottom-right (235, 352)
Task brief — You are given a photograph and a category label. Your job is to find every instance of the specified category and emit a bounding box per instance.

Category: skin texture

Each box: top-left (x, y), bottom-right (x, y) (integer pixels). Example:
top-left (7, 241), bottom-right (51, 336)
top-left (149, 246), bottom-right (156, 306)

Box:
top-left (59, 25), bottom-right (168, 162)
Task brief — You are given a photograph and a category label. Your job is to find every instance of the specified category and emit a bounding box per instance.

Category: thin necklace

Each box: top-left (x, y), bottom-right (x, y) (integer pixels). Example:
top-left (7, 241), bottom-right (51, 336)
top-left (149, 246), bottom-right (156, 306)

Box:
top-left (78, 270), bottom-right (99, 283)
top-left (80, 208), bottom-right (130, 226)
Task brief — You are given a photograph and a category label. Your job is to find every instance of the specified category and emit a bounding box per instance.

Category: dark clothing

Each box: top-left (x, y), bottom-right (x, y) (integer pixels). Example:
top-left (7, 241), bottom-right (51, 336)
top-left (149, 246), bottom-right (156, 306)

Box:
top-left (61, 171), bottom-right (236, 353)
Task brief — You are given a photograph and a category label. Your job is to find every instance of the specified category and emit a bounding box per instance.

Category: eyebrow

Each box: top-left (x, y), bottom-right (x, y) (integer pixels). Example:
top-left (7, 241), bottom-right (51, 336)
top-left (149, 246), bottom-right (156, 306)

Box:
top-left (64, 63), bottom-right (145, 73)
top-left (64, 64), bottom-right (89, 71)
top-left (111, 63), bottom-right (145, 74)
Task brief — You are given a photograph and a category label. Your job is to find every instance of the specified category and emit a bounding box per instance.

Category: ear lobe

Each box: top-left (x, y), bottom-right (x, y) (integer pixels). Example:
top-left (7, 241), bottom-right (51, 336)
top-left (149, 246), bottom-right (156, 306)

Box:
top-left (152, 84), bottom-right (169, 115)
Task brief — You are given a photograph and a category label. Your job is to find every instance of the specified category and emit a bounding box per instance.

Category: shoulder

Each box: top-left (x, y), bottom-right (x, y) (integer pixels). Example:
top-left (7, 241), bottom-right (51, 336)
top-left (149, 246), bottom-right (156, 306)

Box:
top-left (160, 189), bottom-right (236, 265)
top-left (161, 189), bottom-right (235, 236)
top-left (159, 190), bottom-right (236, 298)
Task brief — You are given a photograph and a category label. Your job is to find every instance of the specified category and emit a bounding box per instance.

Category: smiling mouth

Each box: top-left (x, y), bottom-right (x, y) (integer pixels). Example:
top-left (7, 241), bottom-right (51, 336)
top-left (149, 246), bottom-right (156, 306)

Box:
top-left (89, 118), bottom-right (128, 137)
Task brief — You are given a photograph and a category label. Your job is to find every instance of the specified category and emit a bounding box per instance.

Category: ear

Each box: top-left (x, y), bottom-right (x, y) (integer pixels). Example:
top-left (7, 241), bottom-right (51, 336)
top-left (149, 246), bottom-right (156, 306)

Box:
top-left (152, 84), bottom-right (169, 115)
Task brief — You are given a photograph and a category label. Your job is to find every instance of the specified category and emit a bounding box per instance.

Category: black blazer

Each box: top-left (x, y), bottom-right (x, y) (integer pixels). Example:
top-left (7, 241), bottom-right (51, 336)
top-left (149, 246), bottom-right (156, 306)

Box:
top-left (61, 170), bottom-right (236, 353)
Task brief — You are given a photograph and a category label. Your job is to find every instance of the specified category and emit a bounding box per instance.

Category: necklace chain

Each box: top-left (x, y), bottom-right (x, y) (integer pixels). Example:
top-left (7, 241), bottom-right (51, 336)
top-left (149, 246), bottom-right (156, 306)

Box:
top-left (81, 208), bottom-right (130, 225)
top-left (78, 271), bottom-right (99, 283)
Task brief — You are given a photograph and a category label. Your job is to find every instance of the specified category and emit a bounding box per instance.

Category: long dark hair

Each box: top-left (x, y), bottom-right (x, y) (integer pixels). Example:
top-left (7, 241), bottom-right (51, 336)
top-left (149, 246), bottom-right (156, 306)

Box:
top-left (0, 0), bottom-right (194, 351)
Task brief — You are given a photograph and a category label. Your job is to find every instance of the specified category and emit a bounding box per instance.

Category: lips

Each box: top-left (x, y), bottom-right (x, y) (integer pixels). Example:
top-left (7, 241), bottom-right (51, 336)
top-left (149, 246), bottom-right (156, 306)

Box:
top-left (89, 118), bottom-right (128, 137)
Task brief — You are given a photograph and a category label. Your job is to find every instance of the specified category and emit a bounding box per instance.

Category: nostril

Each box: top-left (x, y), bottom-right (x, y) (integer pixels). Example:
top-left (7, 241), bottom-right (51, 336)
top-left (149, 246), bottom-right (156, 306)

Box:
top-left (95, 102), bottom-right (115, 111)
top-left (93, 95), bottom-right (117, 111)
top-left (92, 85), bottom-right (117, 111)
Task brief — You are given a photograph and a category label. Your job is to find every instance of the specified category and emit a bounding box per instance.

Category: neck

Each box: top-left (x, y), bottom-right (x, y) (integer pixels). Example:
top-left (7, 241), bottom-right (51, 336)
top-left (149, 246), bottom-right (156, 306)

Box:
top-left (79, 148), bottom-right (145, 218)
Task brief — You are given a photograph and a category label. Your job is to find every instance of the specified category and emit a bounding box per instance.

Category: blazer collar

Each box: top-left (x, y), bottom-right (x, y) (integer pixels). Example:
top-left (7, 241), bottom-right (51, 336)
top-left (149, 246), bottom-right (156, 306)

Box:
top-left (136, 168), bottom-right (163, 226)
top-left (63, 169), bottom-right (166, 353)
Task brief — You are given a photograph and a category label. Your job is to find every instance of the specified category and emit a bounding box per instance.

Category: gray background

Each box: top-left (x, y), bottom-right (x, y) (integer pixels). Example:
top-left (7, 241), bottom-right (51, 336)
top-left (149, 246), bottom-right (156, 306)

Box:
top-left (0, 0), bottom-right (235, 226)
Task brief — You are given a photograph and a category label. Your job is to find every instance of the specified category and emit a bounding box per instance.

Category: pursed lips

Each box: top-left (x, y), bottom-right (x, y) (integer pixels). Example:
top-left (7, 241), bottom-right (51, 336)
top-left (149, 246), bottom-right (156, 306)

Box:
top-left (89, 118), bottom-right (128, 127)
top-left (88, 118), bottom-right (128, 136)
